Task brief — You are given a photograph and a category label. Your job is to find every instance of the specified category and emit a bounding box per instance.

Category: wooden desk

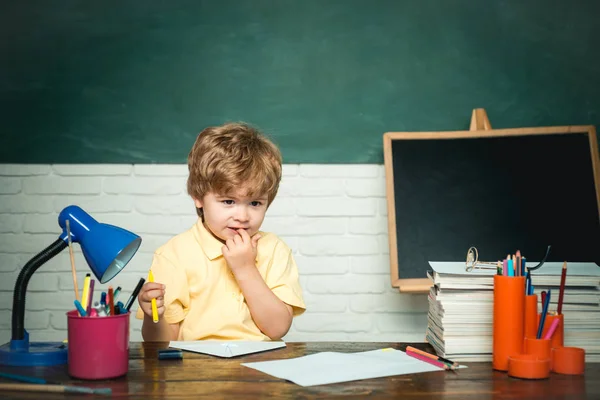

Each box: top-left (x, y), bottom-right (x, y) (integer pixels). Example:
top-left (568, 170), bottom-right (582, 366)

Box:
top-left (0, 342), bottom-right (597, 399)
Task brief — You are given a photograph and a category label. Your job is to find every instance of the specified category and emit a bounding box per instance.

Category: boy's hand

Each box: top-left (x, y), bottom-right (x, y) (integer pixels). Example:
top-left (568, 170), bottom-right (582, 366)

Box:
top-left (138, 281), bottom-right (166, 319)
top-left (222, 229), bottom-right (261, 273)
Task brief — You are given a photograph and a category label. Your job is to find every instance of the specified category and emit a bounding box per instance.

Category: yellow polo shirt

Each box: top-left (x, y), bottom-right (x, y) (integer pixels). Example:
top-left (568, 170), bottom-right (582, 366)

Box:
top-left (136, 219), bottom-right (305, 341)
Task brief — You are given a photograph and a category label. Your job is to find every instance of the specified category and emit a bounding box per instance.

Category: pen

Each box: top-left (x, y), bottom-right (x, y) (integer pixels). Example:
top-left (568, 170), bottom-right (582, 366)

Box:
top-left (148, 270), bottom-right (159, 323)
top-left (124, 277), bottom-right (146, 311)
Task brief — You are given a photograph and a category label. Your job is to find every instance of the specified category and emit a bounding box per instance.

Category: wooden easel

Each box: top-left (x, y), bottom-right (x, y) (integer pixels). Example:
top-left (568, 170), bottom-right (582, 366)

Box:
top-left (469, 108), bottom-right (492, 131)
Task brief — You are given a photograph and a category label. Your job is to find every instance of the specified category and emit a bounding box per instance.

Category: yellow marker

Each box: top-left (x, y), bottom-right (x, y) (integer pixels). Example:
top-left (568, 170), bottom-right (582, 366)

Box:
top-left (80, 273), bottom-right (91, 311)
top-left (148, 270), bottom-right (159, 324)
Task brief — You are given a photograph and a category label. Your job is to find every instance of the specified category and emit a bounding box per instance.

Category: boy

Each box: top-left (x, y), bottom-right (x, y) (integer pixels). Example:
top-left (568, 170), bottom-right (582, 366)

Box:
top-left (136, 123), bottom-right (305, 341)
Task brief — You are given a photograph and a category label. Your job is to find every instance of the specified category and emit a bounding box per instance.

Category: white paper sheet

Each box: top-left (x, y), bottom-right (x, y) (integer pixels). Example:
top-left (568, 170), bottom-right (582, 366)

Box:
top-left (242, 348), bottom-right (465, 387)
top-left (169, 340), bottom-right (286, 358)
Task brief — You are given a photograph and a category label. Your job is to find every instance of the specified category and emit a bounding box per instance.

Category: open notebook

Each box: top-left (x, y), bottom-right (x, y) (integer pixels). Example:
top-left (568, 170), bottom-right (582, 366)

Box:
top-left (168, 341), bottom-right (286, 358)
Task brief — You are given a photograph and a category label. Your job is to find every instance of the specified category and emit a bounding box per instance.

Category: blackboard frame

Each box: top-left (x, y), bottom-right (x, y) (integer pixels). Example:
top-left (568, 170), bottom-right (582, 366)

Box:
top-left (383, 125), bottom-right (600, 293)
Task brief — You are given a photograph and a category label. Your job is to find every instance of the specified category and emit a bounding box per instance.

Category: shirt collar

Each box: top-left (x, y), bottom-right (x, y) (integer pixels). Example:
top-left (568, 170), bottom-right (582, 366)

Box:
top-left (193, 219), bottom-right (224, 261)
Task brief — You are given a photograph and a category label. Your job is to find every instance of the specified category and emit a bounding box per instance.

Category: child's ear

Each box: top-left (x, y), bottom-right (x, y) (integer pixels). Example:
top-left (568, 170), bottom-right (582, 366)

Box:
top-left (193, 198), bottom-right (203, 208)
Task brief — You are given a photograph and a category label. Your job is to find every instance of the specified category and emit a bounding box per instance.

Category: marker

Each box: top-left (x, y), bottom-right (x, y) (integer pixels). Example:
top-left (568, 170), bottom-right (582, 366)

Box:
top-left (148, 271), bottom-right (159, 323)
top-left (124, 277), bottom-right (145, 311)
top-left (113, 286), bottom-right (122, 301)
top-left (80, 273), bottom-right (91, 311)
top-left (543, 318), bottom-right (561, 339)
top-left (74, 300), bottom-right (87, 317)
top-left (107, 286), bottom-right (114, 317)
top-left (86, 279), bottom-right (95, 315)
top-left (158, 349), bottom-right (183, 360)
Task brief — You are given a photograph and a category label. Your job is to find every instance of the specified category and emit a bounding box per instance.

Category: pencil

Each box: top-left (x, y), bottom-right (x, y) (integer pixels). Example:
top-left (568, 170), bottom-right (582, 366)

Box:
top-left (65, 220), bottom-right (79, 301)
top-left (148, 270), bottom-right (159, 323)
top-left (406, 349), bottom-right (450, 370)
top-left (557, 261), bottom-right (567, 315)
top-left (537, 289), bottom-right (551, 339)
top-left (406, 346), bottom-right (459, 367)
top-left (0, 383), bottom-right (111, 396)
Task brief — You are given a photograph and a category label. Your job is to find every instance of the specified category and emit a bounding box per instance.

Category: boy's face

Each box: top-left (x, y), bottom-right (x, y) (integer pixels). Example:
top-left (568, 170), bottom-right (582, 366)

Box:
top-left (193, 189), bottom-right (269, 243)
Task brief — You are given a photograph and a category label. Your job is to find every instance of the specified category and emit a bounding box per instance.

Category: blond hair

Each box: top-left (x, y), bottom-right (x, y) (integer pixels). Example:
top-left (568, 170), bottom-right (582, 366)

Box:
top-left (187, 122), bottom-right (282, 217)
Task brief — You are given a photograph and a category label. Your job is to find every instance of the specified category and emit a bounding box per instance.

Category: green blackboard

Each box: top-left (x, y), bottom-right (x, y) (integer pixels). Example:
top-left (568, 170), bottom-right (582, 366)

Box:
top-left (2, 1), bottom-right (600, 163)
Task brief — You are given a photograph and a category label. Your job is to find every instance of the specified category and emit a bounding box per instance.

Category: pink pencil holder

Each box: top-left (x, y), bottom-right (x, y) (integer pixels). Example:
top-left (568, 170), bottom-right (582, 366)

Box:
top-left (67, 310), bottom-right (130, 380)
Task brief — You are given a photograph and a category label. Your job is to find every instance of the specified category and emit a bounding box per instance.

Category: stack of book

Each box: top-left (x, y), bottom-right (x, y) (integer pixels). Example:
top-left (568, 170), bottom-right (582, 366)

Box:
top-left (425, 262), bottom-right (600, 362)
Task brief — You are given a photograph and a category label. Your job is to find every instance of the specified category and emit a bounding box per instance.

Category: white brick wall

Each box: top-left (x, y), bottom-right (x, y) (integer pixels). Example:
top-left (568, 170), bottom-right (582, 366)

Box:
top-left (0, 164), bottom-right (428, 344)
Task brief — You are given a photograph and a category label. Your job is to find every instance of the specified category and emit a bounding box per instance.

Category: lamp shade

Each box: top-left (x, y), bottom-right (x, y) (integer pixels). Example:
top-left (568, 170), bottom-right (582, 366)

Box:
top-left (58, 205), bottom-right (141, 283)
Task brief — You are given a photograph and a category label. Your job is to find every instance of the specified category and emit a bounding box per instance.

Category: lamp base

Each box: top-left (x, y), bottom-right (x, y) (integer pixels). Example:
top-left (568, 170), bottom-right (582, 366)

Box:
top-left (0, 331), bottom-right (67, 366)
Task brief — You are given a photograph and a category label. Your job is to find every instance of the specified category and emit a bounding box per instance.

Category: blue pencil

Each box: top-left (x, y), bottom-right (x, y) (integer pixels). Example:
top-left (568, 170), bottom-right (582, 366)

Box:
top-left (0, 372), bottom-right (46, 384)
top-left (537, 289), bottom-right (551, 339)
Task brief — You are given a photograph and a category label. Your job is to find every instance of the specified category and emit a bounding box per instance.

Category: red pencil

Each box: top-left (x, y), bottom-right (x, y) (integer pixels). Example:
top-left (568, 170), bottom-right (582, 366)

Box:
top-left (557, 261), bottom-right (567, 315)
top-left (406, 349), bottom-right (450, 370)
top-left (541, 290), bottom-right (546, 310)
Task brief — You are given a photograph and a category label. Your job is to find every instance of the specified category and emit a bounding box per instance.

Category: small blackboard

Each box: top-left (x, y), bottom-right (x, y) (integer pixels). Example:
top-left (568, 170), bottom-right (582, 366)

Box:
top-left (383, 126), bottom-right (600, 292)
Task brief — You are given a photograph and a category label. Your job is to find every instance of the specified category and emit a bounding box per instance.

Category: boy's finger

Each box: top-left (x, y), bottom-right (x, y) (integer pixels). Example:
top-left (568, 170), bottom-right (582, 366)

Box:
top-left (143, 289), bottom-right (163, 301)
top-left (233, 233), bottom-right (243, 245)
top-left (144, 282), bottom-right (165, 290)
top-left (251, 233), bottom-right (262, 247)
top-left (238, 229), bottom-right (250, 241)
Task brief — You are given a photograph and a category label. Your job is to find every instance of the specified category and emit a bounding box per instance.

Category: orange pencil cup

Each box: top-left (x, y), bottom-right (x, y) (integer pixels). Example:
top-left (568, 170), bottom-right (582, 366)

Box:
top-left (524, 337), bottom-right (552, 369)
top-left (524, 294), bottom-right (538, 339)
top-left (67, 310), bottom-right (130, 380)
top-left (552, 347), bottom-right (585, 375)
top-left (493, 275), bottom-right (525, 371)
top-left (537, 313), bottom-right (564, 348)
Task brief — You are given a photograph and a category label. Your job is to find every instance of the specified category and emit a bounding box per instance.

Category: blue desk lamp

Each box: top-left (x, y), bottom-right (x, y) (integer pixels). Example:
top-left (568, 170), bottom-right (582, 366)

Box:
top-left (0, 205), bottom-right (142, 366)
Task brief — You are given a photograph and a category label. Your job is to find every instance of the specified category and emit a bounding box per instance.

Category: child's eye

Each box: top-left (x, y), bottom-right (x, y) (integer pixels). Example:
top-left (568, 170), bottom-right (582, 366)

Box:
top-left (250, 201), bottom-right (263, 207)
top-left (222, 200), bottom-right (234, 205)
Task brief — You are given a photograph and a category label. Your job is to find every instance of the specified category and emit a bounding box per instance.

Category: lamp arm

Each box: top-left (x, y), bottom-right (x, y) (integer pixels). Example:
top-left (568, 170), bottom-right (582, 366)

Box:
top-left (12, 238), bottom-right (67, 341)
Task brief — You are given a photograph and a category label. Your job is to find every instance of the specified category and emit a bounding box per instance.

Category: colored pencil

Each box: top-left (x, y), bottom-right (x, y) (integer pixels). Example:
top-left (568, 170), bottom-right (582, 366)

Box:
top-left (406, 349), bottom-right (450, 370)
top-left (537, 289), bottom-right (551, 339)
top-left (557, 261), bottom-right (567, 315)
top-left (541, 291), bottom-right (546, 309)
top-left (0, 383), bottom-right (111, 396)
top-left (406, 346), bottom-right (459, 367)
top-left (65, 220), bottom-right (79, 301)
